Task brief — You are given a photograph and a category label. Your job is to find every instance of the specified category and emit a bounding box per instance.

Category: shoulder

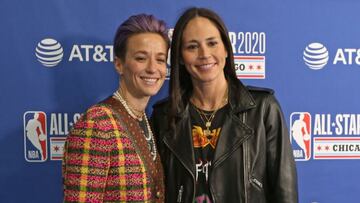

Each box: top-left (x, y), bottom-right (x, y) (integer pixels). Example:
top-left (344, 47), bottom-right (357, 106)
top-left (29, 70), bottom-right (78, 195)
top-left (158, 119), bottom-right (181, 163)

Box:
top-left (152, 97), bottom-right (170, 111)
top-left (245, 85), bottom-right (280, 108)
top-left (246, 85), bottom-right (274, 95)
top-left (84, 102), bottom-right (115, 120)
top-left (73, 102), bottom-right (117, 132)
top-left (151, 97), bottom-right (170, 126)
top-left (246, 85), bottom-right (275, 102)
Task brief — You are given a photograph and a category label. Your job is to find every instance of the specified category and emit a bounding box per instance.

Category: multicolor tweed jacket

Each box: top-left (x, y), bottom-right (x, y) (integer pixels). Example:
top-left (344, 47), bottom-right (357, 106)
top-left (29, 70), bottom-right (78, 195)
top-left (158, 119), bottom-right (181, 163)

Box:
top-left (62, 97), bottom-right (164, 203)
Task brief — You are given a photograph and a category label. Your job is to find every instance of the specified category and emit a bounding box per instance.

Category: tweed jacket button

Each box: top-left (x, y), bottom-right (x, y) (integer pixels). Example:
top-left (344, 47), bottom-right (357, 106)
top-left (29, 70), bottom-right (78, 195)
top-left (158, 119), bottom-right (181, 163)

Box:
top-left (155, 191), bottom-right (161, 198)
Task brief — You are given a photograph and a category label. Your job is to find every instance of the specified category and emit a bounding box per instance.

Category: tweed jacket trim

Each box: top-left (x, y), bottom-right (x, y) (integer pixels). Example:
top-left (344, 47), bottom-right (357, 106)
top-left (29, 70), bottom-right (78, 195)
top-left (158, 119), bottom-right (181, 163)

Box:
top-left (105, 97), bottom-right (164, 202)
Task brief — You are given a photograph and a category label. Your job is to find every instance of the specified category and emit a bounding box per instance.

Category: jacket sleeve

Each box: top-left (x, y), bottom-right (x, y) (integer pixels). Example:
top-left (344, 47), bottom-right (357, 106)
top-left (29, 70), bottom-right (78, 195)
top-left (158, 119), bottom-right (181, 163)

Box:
top-left (62, 106), bottom-right (113, 203)
top-left (264, 94), bottom-right (298, 203)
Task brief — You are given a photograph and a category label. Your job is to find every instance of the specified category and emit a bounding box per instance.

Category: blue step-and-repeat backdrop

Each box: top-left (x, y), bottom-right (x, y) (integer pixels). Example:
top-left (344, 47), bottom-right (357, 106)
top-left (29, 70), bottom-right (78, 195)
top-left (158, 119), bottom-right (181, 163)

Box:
top-left (1, 0), bottom-right (360, 202)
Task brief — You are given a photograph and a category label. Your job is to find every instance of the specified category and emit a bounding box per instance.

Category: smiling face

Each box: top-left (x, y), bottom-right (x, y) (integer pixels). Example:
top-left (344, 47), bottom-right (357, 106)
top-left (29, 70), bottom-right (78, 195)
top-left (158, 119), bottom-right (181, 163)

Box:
top-left (115, 33), bottom-right (168, 99)
top-left (181, 17), bottom-right (228, 85)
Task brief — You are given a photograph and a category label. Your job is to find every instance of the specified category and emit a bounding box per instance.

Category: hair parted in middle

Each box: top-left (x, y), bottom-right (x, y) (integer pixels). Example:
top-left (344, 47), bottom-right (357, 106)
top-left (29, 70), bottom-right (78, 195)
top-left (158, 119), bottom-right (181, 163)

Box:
top-left (168, 7), bottom-right (241, 128)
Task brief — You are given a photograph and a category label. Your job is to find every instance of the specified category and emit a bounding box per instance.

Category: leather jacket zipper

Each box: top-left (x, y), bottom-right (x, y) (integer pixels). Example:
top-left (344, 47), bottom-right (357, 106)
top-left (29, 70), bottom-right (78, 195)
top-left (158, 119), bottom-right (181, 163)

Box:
top-left (164, 138), bottom-right (196, 202)
top-left (177, 185), bottom-right (183, 203)
top-left (250, 177), bottom-right (263, 190)
top-left (242, 112), bottom-right (249, 203)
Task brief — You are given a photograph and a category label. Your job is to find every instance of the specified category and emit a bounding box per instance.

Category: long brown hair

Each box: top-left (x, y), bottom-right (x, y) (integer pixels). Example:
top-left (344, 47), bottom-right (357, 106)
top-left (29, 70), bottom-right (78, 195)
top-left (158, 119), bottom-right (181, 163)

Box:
top-left (168, 7), bottom-right (241, 129)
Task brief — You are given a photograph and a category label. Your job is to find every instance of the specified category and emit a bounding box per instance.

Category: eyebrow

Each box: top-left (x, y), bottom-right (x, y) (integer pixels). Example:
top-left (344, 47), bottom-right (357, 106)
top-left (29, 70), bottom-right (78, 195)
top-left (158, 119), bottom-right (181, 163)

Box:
top-left (184, 37), bottom-right (218, 44)
top-left (133, 50), bottom-right (167, 56)
top-left (133, 50), bottom-right (147, 55)
top-left (156, 52), bottom-right (167, 57)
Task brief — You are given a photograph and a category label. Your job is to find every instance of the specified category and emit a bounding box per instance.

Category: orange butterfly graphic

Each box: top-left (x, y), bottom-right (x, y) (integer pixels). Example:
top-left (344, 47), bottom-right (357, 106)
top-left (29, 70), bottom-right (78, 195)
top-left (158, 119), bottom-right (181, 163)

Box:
top-left (192, 125), bottom-right (221, 149)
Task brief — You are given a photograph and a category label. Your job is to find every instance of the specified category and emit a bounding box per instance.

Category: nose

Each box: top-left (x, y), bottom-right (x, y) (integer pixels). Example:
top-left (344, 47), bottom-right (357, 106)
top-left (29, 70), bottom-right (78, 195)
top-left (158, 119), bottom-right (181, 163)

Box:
top-left (145, 57), bottom-right (157, 73)
top-left (198, 45), bottom-right (210, 60)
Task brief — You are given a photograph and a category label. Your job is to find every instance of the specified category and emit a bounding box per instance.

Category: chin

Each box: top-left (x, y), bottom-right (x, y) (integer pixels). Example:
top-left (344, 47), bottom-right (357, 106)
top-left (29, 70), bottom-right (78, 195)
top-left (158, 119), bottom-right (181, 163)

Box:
top-left (194, 75), bottom-right (215, 82)
top-left (143, 89), bottom-right (161, 97)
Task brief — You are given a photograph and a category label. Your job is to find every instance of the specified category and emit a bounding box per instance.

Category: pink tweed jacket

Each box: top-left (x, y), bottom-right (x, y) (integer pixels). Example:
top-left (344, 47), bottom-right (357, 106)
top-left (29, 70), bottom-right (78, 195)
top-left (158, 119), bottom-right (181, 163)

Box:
top-left (62, 97), bottom-right (164, 203)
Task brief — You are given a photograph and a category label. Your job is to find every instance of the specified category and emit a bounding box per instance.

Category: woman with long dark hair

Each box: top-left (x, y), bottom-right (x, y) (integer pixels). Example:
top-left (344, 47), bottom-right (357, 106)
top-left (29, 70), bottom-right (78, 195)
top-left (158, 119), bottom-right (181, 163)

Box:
top-left (152, 7), bottom-right (298, 203)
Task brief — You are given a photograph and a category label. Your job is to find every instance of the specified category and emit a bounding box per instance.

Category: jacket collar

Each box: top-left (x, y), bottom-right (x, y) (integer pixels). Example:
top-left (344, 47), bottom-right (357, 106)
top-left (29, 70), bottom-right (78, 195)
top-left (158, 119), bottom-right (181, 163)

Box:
top-left (227, 81), bottom-right (256, 113)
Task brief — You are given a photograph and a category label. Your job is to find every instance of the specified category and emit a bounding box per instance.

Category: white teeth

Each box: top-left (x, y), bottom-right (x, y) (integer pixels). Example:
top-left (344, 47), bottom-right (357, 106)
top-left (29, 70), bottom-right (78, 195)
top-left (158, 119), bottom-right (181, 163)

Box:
top-left (198, 63), bottom-right (214, 69)
top-left (142, 77), bottom-right (157, 83)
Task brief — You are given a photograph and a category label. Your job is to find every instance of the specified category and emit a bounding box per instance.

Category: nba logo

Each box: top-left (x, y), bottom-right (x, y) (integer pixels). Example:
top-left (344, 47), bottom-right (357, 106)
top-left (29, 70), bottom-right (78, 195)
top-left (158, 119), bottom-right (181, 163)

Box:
top-left (24, 111), bottom-right (47, 162)
top-left (290, 112), bottom-right (311, 161)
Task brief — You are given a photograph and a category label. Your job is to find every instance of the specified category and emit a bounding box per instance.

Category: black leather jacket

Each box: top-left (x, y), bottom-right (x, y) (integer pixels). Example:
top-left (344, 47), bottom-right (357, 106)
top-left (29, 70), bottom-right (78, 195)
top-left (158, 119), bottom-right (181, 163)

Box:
top-left (151, 83), bottom-right (298, 203)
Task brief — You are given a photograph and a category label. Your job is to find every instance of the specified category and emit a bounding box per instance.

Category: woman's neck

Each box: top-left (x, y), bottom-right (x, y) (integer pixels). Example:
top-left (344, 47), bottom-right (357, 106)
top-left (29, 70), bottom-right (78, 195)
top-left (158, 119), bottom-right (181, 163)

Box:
top-left (190, 79), bottom-right (228, 111)
top-left (117, 85), bottom-right (149, 113)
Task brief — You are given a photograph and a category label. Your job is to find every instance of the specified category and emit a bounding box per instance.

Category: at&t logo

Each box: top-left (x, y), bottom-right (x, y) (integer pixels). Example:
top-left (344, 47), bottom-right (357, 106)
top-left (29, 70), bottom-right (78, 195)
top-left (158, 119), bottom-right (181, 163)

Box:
top-left (35, 37), bottom-right (113, 68)
top-left (304, 42), bottom-right (360, 70)
top-left (35, 38), bottom-right (64, 67)
top-left (303, 42), bottom-right (329, 70)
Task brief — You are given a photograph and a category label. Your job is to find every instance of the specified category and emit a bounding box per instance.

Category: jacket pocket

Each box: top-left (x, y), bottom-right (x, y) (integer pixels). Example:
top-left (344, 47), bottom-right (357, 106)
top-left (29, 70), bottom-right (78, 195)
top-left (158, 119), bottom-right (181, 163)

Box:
top-left (249, 176), bottom-right (263, 192)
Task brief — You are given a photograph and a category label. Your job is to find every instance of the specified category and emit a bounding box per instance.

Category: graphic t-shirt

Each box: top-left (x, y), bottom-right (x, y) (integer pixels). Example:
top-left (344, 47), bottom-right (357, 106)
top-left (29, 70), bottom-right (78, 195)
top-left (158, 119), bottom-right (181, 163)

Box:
top-left (189, 103), bottom-right (228, 203)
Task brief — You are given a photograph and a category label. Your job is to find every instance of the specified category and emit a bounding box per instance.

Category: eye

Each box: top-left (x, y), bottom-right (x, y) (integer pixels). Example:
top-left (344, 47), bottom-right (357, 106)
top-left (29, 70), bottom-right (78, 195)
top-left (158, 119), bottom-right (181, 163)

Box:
top-left (208, 40), bottom-right (218, 47)
top-left (135, 56), bottom-right (146, 62)
top-left (185, 44), bottom-right (198, 50)
top-left (157, 57), bottom-right (166, 64)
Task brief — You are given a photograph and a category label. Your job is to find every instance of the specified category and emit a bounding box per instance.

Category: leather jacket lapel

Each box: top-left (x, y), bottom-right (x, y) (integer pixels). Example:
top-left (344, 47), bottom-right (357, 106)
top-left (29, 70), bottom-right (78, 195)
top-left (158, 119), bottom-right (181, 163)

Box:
top-left (212, 112), bottom-right (253, 168)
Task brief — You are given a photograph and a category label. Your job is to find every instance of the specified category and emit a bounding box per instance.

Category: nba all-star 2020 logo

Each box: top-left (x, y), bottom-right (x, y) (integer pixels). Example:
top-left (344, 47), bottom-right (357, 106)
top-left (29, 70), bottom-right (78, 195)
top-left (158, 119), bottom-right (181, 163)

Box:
top-left (229, 31), bottom-right (266, 79)
top-left (24, 111), bottom-right (48, 162)
top-left (290, 112), bottom-right (312, 161)
top-left (23, 111), bottom-right (80, 162)
top-left (290, 112), bottom-right (360, 160)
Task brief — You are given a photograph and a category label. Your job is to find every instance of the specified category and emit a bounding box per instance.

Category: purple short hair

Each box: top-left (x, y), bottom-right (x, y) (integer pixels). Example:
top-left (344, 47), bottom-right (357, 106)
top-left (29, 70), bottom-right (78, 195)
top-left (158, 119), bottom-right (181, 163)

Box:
top-left (113, 14), bottom-right (169, 60)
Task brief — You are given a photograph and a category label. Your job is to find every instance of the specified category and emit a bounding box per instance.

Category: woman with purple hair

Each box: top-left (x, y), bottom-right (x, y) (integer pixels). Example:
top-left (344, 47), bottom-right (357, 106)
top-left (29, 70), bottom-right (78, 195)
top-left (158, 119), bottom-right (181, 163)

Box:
top-left (62, 14), bottom-right (169, 202)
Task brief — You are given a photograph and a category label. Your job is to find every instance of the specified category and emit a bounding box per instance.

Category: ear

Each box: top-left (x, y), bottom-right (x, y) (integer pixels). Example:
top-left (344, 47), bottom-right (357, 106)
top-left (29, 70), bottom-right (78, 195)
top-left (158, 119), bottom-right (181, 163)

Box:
top-left (114, 57), bottom-right (124, 75)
